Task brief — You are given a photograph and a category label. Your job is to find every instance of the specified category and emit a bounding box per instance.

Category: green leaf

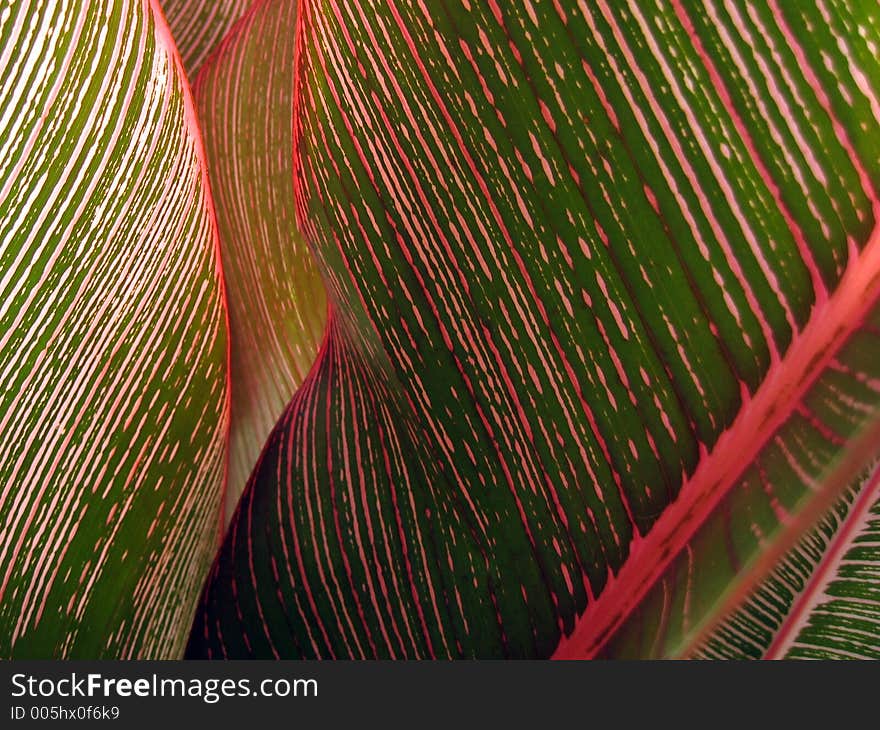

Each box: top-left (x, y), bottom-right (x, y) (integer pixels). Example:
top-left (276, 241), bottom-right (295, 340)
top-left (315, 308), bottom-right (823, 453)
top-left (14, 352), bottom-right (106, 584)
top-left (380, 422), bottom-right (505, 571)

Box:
top-left (192, 0), bottom-right (327, 518)
top-left (694, 467), bottom-right (880, 660)
top-left (781, 487), bottom-right (880, 659)
top-left (161, 0), bottom-right (252, 77)
top-left (589, 369), bottom-right (880, 658)
top-left (0, 0), bottom-right (228, 658)
top-left (188, 0), bottom-right (880, 658)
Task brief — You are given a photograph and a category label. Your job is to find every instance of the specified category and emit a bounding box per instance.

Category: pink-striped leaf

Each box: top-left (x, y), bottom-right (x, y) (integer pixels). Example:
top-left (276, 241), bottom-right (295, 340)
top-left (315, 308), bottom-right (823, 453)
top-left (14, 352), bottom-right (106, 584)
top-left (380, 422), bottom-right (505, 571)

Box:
top-left (188, 0), bottom-right (880, 658)
top-left (192, 0), bottom-right (327, 519)
top-left (773, 485), bottom-right (880, 659)
top-left (161, 0), bottom-right (252, 77)
top-left (0, 0), bottom-right (228, 658)
top-left (694, 467), bottom-right (880, 660)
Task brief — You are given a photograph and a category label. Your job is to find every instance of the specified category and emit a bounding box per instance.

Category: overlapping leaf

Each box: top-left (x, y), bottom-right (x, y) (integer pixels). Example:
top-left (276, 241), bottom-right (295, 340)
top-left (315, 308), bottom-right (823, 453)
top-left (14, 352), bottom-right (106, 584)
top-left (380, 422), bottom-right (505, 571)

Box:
top-left (161, 0), bottom-right (252, 77)
top-left (695, 470), bottom-right (880, 660)
top-left (0, 0), bottom-right (228, 658)
top-left (189, 0), bottom-right (880, 658)
top-left (192, 0), bottom-right (327, 518)
top-left (781, 494), bottom-right (880, 659)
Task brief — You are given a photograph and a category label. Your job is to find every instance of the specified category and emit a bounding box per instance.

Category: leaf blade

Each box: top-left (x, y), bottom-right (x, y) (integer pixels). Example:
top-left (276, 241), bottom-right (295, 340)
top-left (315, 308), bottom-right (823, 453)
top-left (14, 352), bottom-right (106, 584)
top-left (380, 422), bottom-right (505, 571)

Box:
top-left (161, 0), bottom-right (252, 77)
top-left (192, 0), bottom-right (327, 518)
top-left (0, 0), bottom-right (228, 658)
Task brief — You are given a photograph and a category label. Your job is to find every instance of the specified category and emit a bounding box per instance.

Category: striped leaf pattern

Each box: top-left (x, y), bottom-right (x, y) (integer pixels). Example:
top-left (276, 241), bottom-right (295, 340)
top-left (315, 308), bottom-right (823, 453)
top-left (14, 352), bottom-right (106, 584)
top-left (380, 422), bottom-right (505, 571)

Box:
top-left (695, 470), bottom-right (880, 660)
top-left (580, 298), bottom-right (880, 657)
top-left (0, 0), bottom-right (228, 658)
top-left (189, 0), bottom-right (880, 658)
top-left (781, 489), bottom-right (880, 659)
top-left (193, 0), bottom-right (327, 519)
top-left (161, 0), bottom-right (252, 76)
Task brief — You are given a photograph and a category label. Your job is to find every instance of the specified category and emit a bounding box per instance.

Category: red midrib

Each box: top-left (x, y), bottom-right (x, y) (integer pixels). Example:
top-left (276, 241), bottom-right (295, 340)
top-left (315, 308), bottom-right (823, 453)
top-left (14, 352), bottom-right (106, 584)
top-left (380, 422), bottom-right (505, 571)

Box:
top-left (554, 220), bottom-right (880, 659)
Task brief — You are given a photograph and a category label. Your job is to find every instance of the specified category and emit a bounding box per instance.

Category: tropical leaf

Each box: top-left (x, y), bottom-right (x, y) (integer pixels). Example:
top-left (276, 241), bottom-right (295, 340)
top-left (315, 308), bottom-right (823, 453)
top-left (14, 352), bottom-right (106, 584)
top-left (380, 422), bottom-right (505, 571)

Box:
top-left (161, 0), bottom-right (252, 77)
top-left (188, 0), bottom-right (880, 658)
top-left (583, 324), bottom-right (880, 658)
top-left (695, 468), bottom-right (880, 660)
top-left (0, 0), bottom-right (228, 658)
top-left (192, 0), bottom-right (327, 518)
top-left (780, 488), bottom-right (880, 659)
